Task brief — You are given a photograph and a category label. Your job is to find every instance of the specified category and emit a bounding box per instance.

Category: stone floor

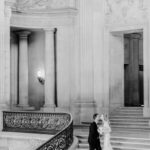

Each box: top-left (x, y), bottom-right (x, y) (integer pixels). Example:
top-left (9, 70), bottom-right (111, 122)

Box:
top-left (0, 132), bottom-right (50, 150)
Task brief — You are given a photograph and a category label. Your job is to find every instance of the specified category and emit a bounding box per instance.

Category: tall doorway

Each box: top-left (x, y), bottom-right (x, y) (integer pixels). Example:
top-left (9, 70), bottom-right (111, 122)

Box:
top-left (124, 33), bottom-right (143, 106)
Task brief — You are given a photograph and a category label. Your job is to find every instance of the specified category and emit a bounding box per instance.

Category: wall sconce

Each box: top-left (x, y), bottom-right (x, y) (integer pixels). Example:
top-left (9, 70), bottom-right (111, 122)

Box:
top-left (37, 70), bottom-right (45, 85)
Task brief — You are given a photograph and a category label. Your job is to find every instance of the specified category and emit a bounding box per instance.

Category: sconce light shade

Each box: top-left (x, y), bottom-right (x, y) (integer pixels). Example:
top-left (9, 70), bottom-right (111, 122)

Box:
top-left (37, 70), bottom-right (45, 85)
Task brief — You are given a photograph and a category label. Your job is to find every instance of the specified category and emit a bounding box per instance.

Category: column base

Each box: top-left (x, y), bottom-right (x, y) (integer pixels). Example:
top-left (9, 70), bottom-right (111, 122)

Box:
top-left (12, 105), bottom-right (35, 111)
top-left (70, 102), bottom-right (81, 124)
top-left (41, 105), bottom-right (56, 112)
top-left (0, 104), bottom-right (10, 110)
top-left (143, 107), bottom-right (150, 117)
top-left (55, 107), bottom-right (70, 113)
top-left (79, 102), bottom-right (96, 123)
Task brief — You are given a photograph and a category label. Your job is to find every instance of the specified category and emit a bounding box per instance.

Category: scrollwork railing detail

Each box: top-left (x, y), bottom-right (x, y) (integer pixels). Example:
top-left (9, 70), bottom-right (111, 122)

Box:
top-left (3, 111), bottom-right (73, 150)
top-left (37, 121), bottom-right (73, 150)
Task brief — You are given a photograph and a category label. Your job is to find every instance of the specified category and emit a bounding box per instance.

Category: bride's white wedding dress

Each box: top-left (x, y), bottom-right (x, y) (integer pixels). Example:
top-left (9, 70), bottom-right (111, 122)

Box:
top-left (102, 120), bottom-right (113, 150)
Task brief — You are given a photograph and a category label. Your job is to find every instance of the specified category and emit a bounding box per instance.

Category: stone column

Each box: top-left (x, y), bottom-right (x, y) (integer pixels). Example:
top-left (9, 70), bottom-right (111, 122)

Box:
top-left (18, 31), bottom-right (30, 107)
top-left (43, 28), bottom-right (55, 111)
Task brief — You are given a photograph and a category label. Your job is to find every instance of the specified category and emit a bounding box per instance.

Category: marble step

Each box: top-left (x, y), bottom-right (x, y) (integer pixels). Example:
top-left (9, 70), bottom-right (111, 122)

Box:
top-left (79, 141), bottom-right (150, 149)
top-left (111, 124), bottom-right (150, 128)
top-left (112, 141), bottom-right (150, 149)
top-left (81, 120), bottom-right (149, 125)
top-left (111, 112), bottom-right (143, 115)
top-left (110, 114), bottom-right (143, 117)
top-left (110, 115), bottom-right (150, 119)
top-left (118, 107), bottom-right (143, 109)
top-left (111, 127), bottom-right (150, 132)
top-left (112, 128), bottom-right (149, 132)
top-left (115, 109), bottom-right (143, 112)
top-left (110, 122), bottom-right (148, 125)
top-left (78, 139), bottom-right (150, 148)
top-left (74, 126), bottom-right (150, 133)
top-left (112, 110), bottom-right (143, 113)
top-left (111, 137), bottom-right (150, 144)
top-left (110, 118), bottom-right (149, 122)
top-left (78, 135), bottom-right (150, 144)
top-left (75, 123), bottom-right (150, 131)
top-left (113, 109), bottom-right (143, 112)
top-left (76, 148), bottom-right (150, 150)
top-left (74, 125), bottom-right (89, 130)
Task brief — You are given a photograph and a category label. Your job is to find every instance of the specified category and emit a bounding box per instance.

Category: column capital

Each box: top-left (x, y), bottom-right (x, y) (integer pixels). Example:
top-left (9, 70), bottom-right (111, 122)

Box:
top-left (17, 31), bottom-right (31, 39)
top-left (43, 28), bottom-right (55, 33)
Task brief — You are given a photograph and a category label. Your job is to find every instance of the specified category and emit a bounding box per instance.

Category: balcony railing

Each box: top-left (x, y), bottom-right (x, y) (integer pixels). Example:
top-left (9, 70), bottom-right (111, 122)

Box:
top-left (3, 111), bottom-right (73, 150)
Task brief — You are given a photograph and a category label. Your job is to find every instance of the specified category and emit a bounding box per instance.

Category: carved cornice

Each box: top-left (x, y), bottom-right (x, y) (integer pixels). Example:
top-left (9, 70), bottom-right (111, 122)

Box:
top-left (11, 12), bottom-right (76, 29)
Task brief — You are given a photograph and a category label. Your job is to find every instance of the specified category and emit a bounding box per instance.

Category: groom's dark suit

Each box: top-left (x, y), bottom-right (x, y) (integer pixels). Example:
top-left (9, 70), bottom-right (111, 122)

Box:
top-left (88, 121), bottom-right (101, 150)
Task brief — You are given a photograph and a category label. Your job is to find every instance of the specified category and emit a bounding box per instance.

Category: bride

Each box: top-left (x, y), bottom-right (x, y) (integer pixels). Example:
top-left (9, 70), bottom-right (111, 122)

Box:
top-left (98, 114), bottom-right (113, 150)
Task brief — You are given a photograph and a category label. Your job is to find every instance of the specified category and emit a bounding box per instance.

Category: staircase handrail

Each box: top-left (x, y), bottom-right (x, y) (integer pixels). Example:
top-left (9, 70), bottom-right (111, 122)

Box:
top-left (3, 111), bottom-right (73, 150)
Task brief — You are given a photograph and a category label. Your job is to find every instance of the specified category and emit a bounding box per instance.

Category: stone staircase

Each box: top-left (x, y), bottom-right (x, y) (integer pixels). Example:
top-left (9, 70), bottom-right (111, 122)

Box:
top-left (74, 107), bottom-right (150, 150)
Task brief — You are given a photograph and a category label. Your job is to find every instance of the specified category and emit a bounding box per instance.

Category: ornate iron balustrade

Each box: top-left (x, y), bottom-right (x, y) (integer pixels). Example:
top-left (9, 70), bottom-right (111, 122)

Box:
top-left (3, 111), bottom-right (73, 150)
top-left (36, 121), bottom-right (73, 150)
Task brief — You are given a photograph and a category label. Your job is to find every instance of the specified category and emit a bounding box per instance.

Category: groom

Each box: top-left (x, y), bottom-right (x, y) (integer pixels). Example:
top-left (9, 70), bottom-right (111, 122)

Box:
top-left (88, 113), bottom-right (102, 150)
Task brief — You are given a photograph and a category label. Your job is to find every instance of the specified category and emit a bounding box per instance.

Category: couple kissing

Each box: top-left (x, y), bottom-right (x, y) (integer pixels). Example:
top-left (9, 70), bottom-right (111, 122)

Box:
top-left (88, 113), bottom-right (113, 150)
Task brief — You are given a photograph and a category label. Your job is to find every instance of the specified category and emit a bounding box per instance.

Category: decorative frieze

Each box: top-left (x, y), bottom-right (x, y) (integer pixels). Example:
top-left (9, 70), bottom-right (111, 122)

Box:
top-left (105, 0), bottom-right (149, 25)
top-left (16, 0), bottom-right (76, 12)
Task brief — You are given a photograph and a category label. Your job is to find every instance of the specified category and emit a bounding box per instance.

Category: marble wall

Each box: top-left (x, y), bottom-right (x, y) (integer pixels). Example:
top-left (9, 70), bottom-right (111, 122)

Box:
top-left (4, 0), bottom-right (150, 124)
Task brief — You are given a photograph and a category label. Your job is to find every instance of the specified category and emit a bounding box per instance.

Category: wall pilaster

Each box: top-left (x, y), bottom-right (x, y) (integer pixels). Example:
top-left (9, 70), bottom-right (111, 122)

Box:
top-left (78, 0), bottom-right (96, 122)
top-left (4, 4), bottom-right (12, 108)
top-left (0, 0), bottom-right (7, 109)
top-left (93, 0), bottom-right (106, 114)
top-left (144, 6), bottom-right (150, 117)
top-left (43, 28), bottom-right (55, 112)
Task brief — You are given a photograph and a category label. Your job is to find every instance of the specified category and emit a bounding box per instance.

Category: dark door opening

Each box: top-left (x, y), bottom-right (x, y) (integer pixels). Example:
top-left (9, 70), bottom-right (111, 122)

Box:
top-left (124, 33), bottom-right (143, 106)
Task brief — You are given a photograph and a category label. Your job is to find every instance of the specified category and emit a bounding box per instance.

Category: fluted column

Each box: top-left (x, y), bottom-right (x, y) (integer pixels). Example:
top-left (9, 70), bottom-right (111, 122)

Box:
top-left (43, 28), bottom-right (55, 111)
top-left (18, 31), bottom-right (30, 107)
